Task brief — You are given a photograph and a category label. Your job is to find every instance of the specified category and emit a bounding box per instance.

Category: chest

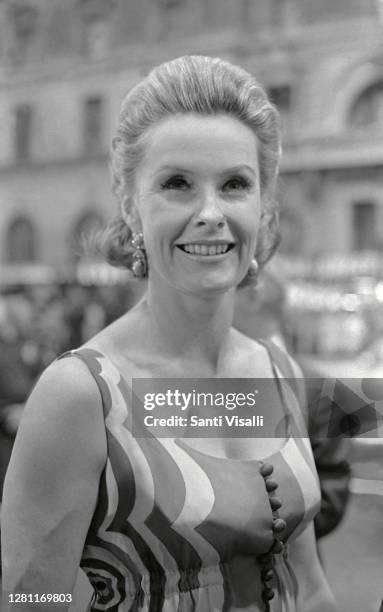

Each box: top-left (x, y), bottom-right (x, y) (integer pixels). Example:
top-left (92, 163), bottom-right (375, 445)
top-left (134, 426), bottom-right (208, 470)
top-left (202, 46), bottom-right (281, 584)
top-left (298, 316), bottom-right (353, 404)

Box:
top-left (102, 347), bottom-right (293, 460)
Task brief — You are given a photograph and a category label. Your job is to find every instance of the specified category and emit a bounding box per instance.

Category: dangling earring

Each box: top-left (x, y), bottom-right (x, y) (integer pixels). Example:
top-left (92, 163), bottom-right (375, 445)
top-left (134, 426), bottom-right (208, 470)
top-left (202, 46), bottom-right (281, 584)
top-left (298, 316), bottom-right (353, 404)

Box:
top-left (247, 258), bottom-right (259, 280)
top-left (131, 231), bottom-right (147, 278)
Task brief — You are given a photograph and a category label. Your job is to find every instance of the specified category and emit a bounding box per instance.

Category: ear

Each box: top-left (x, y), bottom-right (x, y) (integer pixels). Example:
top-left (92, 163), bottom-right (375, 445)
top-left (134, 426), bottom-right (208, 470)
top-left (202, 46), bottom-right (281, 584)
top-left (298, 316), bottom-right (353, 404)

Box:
top-left (121, 196), bottom-right (142, 233)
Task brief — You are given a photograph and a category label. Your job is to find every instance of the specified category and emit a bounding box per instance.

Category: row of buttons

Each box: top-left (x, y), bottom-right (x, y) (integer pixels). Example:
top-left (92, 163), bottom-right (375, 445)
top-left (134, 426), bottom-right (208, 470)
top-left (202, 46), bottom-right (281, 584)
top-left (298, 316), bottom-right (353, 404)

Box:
top-left (258, 462), bottom-right (287, 611)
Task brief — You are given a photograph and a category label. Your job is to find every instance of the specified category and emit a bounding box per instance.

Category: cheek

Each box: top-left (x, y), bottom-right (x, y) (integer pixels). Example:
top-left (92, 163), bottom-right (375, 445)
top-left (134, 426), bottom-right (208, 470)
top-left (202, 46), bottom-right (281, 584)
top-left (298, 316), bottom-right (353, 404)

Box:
top-left (232, 205), bottom-right (261, 246)
top-left (141, 196), bottom-right (191, 239)
top-left (141, 211), bottom-right (184, 264)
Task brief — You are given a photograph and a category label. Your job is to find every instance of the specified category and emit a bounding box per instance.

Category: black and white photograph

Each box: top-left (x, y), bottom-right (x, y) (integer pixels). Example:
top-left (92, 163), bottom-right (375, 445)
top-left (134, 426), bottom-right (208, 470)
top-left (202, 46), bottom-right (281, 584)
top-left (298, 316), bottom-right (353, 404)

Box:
top-left (0, 1), bottom-right (383, 611)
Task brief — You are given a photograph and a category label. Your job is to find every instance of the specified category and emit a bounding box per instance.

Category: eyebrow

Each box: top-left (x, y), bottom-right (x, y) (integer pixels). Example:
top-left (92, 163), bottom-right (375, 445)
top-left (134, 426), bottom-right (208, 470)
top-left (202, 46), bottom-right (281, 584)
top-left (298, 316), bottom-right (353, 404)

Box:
top-left (153, 164), bottom-right (257, 177)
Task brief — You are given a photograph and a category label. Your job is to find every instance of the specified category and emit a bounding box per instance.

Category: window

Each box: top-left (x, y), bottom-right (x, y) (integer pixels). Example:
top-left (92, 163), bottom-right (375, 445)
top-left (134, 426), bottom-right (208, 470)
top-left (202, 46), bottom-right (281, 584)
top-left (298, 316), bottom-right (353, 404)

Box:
top-left (267, 85), bottom-right (291, 114)
top-left (84, 19), bottom-right (109, 58)
top-left (10, 1), bottom-right (38, 61)
top-left (14, 103), bottom-right (33, 161)
top-left (6, 216), bottom-right (36, 262)
top-left (83, 96), bottom-right (103, 154)
top-left (352, 201), bottom-right (377, 251)
top-left (78, 0), bottom-right (114, 57)
top-left (349, 82), bottom-right (383, 130)
top-left (267, 85), bottom-right (291, 130)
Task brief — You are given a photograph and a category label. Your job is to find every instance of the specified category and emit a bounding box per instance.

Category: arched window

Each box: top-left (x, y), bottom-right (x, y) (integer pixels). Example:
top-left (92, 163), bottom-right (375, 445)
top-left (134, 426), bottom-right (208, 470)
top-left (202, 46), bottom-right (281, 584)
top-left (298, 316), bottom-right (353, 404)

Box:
top-left (83, 95), bottom-right (104, 154)
top-left (6, 215), bottom-right (37, 262)
top-left (71, 210), bottom-right (104, 261)
top-left (77, 0), bottom-right (115, 58)
top-left (349, 82), bottom-right (383, 130)
top-left (9, 1), bottom-right (38, 63)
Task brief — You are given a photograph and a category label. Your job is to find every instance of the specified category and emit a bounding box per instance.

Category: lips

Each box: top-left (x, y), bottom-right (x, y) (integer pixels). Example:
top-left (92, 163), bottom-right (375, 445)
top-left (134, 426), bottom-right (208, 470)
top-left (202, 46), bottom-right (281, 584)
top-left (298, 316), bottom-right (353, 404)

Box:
top-left (177, 243), bottom-right (234, 256)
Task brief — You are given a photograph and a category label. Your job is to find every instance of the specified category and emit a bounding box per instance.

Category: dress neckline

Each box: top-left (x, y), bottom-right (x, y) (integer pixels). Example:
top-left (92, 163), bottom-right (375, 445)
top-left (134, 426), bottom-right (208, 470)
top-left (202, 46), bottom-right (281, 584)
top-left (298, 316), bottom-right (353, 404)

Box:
top-left (174, 434), bottom-right (293, 464)
top-left (71, 344), bottom-right (294, 463)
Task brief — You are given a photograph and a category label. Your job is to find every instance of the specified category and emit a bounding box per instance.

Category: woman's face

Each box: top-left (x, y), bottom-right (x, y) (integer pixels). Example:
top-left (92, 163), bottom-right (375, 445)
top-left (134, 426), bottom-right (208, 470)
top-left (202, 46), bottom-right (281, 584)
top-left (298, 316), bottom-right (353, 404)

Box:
top-left (131, 113), bottom-right (262, 296)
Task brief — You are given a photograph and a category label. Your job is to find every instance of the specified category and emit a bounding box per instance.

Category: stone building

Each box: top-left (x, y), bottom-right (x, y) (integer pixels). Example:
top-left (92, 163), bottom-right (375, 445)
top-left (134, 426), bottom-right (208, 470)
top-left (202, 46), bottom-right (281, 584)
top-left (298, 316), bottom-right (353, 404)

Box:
top-left (0, 0), bottom-right (383, 267)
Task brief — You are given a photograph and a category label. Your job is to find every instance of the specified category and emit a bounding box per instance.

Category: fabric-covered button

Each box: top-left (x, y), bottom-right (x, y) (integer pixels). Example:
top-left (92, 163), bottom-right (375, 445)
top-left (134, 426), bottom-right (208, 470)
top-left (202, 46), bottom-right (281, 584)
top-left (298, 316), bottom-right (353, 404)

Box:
top-left (260, 463), bottom-right (274, 477)
top-left (258, 552), bottom-right (273, 564)
top-left (269, 496), bottom-right (282, 510)
top-left (261, 562), bottom-right (274, 575)
top-left (273, 518), bottom-right (287, 533)
top-left (262, 587), bottom-right (275, 602)
top-left (265, 479), bottom-right (278, 492)
top-left (271, 539), bottom-right (284, 554)
top-left (261, 568), bottom-right (274, 582)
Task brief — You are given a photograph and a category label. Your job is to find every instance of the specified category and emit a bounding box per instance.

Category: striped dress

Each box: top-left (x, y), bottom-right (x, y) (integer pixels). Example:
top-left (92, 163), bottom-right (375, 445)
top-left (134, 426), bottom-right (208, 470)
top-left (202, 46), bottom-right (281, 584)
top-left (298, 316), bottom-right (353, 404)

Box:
top-left (60, 343), bottom-right (320, 612)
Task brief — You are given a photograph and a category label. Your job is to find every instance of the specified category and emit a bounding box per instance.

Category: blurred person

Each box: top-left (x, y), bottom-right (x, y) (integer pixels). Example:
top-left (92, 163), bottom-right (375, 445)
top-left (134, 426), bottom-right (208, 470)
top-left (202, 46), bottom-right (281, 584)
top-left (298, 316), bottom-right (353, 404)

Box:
top-left (81, 288), bottom-right (107, 342)
top-left (0, 301), bottom-right (35, 577)
top-left (33, 297), bottom-right (71, 367)
top-left (233, 271), bottom-right (351, 542)
top-left (0, 301), bottom-right (35, 425)
top-left (62, 284), bottom-right (88, 349)
top-left (26, 284), bottom-right (60, 314)
top-left (2, 56), bottom-right (337, 612)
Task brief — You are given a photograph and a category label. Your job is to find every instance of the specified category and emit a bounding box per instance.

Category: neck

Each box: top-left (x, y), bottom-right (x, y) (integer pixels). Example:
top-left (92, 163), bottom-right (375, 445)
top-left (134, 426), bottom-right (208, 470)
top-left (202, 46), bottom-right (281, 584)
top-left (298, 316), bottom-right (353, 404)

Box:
top-left (145, 277), bottom-right (235, 370)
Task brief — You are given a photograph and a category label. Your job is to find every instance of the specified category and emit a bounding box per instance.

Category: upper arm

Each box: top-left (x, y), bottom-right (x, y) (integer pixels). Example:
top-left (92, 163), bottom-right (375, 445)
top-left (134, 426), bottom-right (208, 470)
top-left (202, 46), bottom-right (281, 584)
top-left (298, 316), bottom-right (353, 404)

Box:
top-left (288, 523), bottom-right (338, 612)
top-left (1, 356), bottom-right (107, 602)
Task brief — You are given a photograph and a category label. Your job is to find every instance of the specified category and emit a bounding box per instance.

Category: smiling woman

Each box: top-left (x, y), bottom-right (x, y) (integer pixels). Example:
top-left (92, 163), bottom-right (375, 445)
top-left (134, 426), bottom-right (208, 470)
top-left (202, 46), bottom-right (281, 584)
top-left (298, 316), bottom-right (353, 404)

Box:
top-left (129, 113), bottom-right (261, 295)
top-left (101, 55), bottom-right (281, 275)
top-left (1, 56), bottom-right (337, 612)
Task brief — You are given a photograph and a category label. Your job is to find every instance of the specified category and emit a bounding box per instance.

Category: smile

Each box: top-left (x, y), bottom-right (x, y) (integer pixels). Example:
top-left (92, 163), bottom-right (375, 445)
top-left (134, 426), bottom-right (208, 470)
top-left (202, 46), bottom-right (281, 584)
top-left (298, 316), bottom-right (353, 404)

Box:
top-left (177, 243), bottom-right (234, 256)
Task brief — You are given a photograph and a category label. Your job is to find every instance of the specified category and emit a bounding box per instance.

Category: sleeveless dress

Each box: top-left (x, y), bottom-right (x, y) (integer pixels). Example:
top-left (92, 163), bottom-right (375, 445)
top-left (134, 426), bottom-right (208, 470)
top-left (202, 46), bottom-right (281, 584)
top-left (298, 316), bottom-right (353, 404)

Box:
top-left (59, 342), bottom-right (321, 612)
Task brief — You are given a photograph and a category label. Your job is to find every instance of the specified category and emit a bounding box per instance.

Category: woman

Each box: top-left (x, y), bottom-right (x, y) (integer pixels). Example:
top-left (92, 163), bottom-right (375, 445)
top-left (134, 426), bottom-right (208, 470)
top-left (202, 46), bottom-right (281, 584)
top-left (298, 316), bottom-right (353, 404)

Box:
top-left (1, 56), bottom-right (337, 611)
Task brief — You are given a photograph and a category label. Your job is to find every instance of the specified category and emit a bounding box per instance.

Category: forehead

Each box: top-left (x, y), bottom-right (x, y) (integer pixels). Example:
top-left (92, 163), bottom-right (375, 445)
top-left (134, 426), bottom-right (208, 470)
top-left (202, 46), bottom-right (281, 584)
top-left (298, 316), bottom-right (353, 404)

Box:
top-left (140, 113), bottom-right (259, 174)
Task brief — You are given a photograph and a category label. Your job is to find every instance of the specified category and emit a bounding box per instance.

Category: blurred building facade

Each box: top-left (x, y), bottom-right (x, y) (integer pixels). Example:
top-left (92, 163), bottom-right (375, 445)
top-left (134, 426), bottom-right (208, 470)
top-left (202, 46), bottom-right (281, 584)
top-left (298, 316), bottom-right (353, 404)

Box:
top-left (1, 0), bottom-right (383, 266)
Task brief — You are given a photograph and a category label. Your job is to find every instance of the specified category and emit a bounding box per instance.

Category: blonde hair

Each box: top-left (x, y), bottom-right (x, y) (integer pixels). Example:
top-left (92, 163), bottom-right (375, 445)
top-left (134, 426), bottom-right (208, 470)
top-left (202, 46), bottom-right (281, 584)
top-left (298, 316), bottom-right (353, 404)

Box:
top-left (100, 55), bottom-right (282, 271)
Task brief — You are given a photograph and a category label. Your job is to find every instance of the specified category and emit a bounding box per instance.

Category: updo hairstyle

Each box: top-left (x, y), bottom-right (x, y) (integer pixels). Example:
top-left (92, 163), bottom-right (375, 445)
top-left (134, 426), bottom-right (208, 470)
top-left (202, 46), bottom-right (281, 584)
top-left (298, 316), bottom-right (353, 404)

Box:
top-left (100, 55), bottom-right (282, 272)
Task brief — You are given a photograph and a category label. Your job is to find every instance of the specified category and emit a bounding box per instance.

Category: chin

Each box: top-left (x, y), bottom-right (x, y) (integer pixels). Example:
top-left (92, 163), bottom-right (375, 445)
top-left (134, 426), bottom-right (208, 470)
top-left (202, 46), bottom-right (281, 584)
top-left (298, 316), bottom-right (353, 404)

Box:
top-left (185, 275), bottom-right (238, 296)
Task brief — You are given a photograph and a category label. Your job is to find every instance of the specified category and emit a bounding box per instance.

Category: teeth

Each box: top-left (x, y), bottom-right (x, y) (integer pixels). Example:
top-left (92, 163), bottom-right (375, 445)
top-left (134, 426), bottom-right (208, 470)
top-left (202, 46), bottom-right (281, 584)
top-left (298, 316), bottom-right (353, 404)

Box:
top-left (181, 244), bottom-right (230, 256)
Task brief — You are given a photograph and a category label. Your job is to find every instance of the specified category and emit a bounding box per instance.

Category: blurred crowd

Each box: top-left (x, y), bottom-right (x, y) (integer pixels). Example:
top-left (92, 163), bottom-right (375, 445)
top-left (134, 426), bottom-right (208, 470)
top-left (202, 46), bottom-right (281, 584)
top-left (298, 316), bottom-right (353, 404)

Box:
top-left (0, 280), bottom-right (144, 491)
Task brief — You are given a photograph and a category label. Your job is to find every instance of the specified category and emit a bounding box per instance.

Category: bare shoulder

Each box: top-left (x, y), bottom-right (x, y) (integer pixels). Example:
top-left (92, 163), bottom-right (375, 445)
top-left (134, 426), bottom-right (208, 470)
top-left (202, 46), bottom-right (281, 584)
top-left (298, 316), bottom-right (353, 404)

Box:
top-left (15, 354), bottom-right (107, 471)
top-left (28, 354), bottom-right (103, 419)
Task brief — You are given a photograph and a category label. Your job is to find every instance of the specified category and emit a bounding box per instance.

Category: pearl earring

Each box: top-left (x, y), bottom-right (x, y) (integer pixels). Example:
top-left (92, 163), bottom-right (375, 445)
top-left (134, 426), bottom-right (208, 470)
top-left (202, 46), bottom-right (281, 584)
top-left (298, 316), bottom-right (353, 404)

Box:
top-left (247, 258), bottom-right (259, 279)
top-left (131, 231), bottom-right (147, 278)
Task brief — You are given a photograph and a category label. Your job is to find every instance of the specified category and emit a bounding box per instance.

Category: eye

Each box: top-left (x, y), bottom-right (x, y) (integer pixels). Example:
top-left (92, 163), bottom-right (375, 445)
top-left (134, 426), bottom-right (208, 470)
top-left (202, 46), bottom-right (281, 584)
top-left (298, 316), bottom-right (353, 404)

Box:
top-left (160, 175), bottom-right (191, 191)
top-left (222, 176), bottom-right (252, 192)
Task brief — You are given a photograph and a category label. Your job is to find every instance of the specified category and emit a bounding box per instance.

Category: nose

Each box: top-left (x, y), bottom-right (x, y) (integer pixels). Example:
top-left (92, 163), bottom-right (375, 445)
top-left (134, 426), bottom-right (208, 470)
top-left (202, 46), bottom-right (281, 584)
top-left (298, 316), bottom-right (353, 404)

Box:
top-left (194, 188), bottom-right (225, 229)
